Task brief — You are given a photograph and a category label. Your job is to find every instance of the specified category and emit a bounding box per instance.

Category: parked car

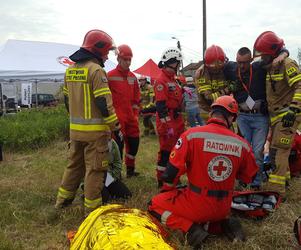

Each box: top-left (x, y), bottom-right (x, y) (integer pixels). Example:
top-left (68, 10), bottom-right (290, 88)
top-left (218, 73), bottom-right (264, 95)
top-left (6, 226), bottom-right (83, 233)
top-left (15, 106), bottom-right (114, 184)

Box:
top-left (31, 93), bottom-right (58, 107)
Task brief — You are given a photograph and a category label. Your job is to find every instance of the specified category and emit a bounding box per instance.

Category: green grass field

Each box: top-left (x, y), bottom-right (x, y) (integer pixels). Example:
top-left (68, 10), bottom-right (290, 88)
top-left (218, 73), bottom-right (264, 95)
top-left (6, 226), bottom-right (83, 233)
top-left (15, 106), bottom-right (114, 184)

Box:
top-left (0, 130), bottom-right (301, 249)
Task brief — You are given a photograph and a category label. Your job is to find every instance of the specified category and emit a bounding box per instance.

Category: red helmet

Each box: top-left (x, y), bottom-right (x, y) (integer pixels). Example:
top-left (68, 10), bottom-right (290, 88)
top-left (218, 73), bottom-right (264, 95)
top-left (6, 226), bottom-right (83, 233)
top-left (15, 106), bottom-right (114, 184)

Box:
top-left (253, 31), bottom-right (284, 57)
top-left (81, 29), bottom-right (115, 59)
top-left (118, 44), bottom-right (133, 59)
top-left (204, 45), bottom-right (226, 69)
top-left (211, 95), bottom-right (238, 115)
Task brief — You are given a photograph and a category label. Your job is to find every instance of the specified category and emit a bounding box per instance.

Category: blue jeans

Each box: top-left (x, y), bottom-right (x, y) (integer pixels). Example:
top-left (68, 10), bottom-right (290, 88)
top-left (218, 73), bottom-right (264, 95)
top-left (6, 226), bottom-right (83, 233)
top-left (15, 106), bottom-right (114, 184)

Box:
top-left (237, 113), bottom-right (269, 187)
top-left (186, 107), bottom-right (204, 127)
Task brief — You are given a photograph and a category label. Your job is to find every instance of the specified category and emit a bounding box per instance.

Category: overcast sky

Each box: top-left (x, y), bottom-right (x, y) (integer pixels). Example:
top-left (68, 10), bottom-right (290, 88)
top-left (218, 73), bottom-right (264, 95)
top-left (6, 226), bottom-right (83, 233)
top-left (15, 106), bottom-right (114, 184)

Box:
top-left (1, 0), bottom-right (301, 69)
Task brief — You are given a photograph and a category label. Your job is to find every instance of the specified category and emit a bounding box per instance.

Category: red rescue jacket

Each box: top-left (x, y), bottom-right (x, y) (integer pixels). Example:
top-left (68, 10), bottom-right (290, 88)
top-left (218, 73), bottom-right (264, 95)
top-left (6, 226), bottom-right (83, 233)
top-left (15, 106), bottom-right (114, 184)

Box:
top-left (168, 118), bottom-right (258, 220)
top-left (108, 65), bottom-right (140, 123)
top-left (154, 69), bottom-right (183, 133)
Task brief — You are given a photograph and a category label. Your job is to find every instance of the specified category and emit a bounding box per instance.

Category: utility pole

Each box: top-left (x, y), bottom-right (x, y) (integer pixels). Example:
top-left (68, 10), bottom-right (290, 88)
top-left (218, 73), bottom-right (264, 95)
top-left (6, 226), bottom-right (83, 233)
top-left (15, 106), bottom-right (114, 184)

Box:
top-left (172, 37), bottom-right (184, 70)
top-left (203, 0), bottom-right (207, 60)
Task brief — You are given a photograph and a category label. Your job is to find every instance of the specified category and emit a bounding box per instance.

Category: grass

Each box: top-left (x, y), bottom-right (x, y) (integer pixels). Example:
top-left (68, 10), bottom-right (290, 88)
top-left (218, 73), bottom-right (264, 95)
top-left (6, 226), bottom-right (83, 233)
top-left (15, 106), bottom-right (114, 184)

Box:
top-left (0, 132), bottom-right (301, 249)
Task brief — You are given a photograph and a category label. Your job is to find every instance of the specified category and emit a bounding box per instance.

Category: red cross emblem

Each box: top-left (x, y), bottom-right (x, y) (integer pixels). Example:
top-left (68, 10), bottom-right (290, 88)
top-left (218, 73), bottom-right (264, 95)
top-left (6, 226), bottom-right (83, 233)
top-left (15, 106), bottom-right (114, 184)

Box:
top-left (208, 155), bottom-right (233, 182)
top-left (213, 161), bottom-right (227, 176)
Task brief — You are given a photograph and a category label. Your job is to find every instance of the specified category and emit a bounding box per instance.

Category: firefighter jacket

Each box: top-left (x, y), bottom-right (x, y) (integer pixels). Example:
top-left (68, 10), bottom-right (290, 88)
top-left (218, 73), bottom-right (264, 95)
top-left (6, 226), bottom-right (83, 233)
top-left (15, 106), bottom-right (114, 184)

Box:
top-left (266, 57), bottom-right (301, 124)
top-left (140, 83), bottom-right (155, 109)
top-left (195, 65), bottom-right (229, 111)
top-left (154, 69), bottom-right (183, 132)
top-left (63, 59), bottom-right (119, 141)
top-left (166, 118), bottom-right (258, 220)
top-left (107, 65), bottom-right (140, 123)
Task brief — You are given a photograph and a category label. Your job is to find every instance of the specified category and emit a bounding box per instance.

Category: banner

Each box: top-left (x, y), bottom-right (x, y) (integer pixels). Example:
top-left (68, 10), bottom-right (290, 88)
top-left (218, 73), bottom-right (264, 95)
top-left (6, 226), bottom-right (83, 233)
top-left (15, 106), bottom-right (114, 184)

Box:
top-left (21, 83), bottom-right (32, 106)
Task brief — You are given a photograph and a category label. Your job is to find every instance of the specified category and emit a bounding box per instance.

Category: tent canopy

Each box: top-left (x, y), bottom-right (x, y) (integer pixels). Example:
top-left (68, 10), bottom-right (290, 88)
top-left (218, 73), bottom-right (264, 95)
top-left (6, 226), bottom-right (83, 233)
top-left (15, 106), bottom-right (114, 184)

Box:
top-left (0, 39), bottom-right (116, 81)
top-left (133, 59), bottom-right (161, 82)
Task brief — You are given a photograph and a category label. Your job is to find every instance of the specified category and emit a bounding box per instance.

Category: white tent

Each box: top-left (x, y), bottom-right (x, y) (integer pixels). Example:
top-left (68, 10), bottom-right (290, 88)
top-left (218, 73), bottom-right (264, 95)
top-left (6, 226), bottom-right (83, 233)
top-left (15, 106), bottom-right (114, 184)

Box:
top-left (0, 39), bottom-right (116, 81)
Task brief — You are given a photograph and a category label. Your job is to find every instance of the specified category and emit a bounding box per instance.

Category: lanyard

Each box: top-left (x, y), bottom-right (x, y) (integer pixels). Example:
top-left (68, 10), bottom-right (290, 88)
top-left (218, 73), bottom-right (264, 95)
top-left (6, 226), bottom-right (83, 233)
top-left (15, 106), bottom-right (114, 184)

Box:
top-left (238, 65), bottom-right (252, 93)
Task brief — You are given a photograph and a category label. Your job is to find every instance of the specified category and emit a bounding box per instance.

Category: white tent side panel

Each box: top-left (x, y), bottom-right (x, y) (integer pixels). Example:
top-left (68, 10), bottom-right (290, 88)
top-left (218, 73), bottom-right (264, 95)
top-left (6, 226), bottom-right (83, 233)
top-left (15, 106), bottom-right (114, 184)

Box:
top-left (0, 39), bottom-right (116, 81)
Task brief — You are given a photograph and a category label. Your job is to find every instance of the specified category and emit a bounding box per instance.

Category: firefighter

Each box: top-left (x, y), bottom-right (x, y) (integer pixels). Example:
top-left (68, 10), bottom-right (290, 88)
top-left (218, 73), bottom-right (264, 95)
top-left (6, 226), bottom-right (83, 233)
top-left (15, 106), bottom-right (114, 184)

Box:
top-left (253, 31), bottom-right (301, 196)
top-left (148, 96), bottom-right (258, 248)
top-left (154, 47), bottom-right (185, 187)
top-left (195, 45), bottom-right (230, 112)
top-left (139, 75), bottom-right (156, 136)
top-left (55, 29), bottom-right (121, 214)
top-left (108, 44), bottom-right (141, 178)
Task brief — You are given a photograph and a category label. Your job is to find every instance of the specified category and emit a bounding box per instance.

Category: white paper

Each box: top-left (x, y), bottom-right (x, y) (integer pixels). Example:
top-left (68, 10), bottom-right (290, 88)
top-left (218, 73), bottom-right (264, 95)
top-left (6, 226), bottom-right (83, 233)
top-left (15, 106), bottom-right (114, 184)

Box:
top-left (245, 95), bottom-right (255, 110)
top-left (105, 172), bottom-right (114, 187)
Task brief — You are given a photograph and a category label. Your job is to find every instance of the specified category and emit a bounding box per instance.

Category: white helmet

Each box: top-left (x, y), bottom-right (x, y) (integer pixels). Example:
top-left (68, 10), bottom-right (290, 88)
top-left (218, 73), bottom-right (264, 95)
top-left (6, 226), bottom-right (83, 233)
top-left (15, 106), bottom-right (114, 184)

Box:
top-left (160, 47), bottom-right (183, 62)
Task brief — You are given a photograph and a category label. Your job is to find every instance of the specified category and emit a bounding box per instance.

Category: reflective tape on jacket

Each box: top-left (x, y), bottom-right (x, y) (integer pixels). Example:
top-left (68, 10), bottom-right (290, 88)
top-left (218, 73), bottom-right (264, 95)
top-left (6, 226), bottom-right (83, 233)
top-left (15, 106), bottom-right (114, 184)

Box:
top-left (103, 113), bottom-right (118, 124)
top-left (288, 74), bottom-right (301, 86)
top-left (83, 83), bottom-right (91, 119)
top-left (70, 123), bottom-right (109, 132)
top-left (108, 76), bottom-right (136, 85)
top-left (186, 132), bottom-right (250, 152)
top-left (268, 174), bottom-right (286, 185)
top-left (93, 87), bottom-right (111, 97)
top-left (63, 86), bottom-right (69, 96)
top-left (161, 211), bottom-right (172, 225)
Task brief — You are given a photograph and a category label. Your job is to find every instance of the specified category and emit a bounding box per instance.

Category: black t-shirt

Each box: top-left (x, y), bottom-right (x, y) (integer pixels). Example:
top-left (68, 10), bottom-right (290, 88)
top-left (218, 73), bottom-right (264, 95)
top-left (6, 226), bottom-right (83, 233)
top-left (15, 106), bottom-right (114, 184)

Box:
top-left (224, 61), bottom-right (267, 104)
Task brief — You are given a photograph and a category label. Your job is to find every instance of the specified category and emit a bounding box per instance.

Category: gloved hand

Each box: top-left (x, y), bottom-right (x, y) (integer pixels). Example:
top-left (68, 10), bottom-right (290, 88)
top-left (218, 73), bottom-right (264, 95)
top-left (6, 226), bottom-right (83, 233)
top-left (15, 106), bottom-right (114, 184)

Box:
top-left (281, 109), bottom-right (296, 127)
top-left (228, 81), bottom-right (242, 93)
top-left (167, 127), bottom-right (174, 138)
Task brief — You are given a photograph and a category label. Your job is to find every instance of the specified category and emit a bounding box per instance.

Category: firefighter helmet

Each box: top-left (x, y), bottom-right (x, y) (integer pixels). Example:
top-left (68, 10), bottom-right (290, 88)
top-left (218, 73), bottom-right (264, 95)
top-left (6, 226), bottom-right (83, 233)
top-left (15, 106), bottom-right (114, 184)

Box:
top-left (211, 95), bottom-right (238, 115)
top-left (161, 47), bottom-right (183, 62)
top-left (204, 45), bottom-right (226, 69)
top-left (253, 31), bottom-right (284, 57)
top-left (117, 44), bottom-right (133, 59)
top-left (81, 29), bottom-right (116, 59)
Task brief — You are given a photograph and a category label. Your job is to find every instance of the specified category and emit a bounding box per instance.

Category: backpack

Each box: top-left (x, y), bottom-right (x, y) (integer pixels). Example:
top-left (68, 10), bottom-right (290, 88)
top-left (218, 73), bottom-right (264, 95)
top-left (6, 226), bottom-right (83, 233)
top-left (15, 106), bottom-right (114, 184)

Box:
top-left (231, 191), bottom-right (281, 219)
top-left (294, 216), bottom-right (301, 246)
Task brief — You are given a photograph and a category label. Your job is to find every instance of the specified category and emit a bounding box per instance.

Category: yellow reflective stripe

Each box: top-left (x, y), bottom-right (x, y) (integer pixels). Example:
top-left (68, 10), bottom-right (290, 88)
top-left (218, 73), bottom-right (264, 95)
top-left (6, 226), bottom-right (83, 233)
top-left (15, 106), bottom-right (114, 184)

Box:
top-left (293, 96), bottom-right (301, 101)
top-left (70, 123), bottom-right (109, 131)
top-left (83, 84), bottom-right (87, 119)
top-left (58, 187), bottom-right (75, 199)
top-left (270, 112), bottom-right (286, 125)
top-left (268, 174), bottom-right (286, 185)
top-left (211, 92), bottom-right (219, 101)
top-left (63, 86), bottom-right (69, 96)
top-left (93, 87), bottom-right (111, 95)
top-left (103, 113), bottom-right (118, 124)
top-left (94, 91), bottom-right (111, 97)
top-left (84, 197), bottom-right (101, 208)
top-left (83, 83), bottom-right (91, 119)
top-left (87, 84), bottom-right (91, 119)
top-left (288, 74), bottom-right (301, 86)
top-left (286, 171), bottom-right (291, 180)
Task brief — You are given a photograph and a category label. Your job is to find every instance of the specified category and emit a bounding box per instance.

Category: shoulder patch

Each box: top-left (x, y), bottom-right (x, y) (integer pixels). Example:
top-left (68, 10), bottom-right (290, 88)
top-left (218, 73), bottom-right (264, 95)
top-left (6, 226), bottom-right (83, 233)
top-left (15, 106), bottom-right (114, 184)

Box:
top-left (170, 150), bottom-right (176, 158)
top-left (175, 138), bottom-right (182, 149)
top-left (102, 76), bottom-right (108, 83)
top-left (156, 84), bottom-right (164, 91)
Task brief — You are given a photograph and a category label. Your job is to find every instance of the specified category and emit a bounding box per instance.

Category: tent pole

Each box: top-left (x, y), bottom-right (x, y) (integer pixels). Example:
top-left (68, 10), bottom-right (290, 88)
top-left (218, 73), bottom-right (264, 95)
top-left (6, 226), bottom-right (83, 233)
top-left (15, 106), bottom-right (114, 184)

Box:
top-left (35, 80), bottom-right (38, 108)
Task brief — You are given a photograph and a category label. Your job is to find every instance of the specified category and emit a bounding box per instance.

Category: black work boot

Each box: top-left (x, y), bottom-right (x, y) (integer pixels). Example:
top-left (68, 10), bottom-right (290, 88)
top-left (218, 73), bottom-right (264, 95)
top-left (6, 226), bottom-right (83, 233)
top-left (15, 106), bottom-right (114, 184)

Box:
top-left (126, 168), bottom-right (140, 178)
top-left (221, 217), bottom-right (246, 242)
top-left (186, 223), bottom-right (209, 249)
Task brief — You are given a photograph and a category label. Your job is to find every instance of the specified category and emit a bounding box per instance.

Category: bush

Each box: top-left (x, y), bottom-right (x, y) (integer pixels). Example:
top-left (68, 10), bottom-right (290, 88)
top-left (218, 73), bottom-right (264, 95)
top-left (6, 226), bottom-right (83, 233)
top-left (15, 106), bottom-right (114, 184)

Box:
top-left (0, 105), bottom-right (69, 151)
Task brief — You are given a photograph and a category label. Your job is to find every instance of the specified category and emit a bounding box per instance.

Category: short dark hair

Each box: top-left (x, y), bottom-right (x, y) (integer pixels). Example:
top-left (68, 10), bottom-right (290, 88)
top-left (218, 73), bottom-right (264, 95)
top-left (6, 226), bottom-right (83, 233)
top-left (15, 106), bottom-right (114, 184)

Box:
top-left (237, 47), bottom-right (251, 56)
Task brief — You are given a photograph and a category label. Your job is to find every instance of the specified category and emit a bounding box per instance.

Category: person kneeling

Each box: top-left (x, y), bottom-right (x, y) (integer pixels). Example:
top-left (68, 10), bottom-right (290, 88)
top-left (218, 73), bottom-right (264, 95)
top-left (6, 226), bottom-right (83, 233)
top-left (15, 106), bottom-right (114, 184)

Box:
top-left (148, 96), bottom-right (258, 249)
